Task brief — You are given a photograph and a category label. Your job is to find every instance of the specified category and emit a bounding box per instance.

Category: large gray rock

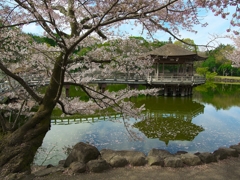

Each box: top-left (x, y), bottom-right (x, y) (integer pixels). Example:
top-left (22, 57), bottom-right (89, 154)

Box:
top-left (101, 149), bottom-right (147, 166)
top-left (230, 144), bottom-right (240, 153)
top-left (147, 149), bottom-right (173, 166)
top-left (147, 156), bottom-right (164, 166)
top-left (109, 155), bottom-right (129, 167)
top-left (69, 161), bottom-right (86, 173)
top-left (180, 153), bottom-right (202, 166)
top-left (213, 147), bottom-right (239, 160)
top-left (86, 159), bottom-right (110, 173)
top-left (64, 142), bottom-right (100, 167)
top-left (164, 157), bottom-right (183, 168)
top-left (195, 152), bottom-right (217, 164)
top-left (148, 149), bottom-right (173, 159)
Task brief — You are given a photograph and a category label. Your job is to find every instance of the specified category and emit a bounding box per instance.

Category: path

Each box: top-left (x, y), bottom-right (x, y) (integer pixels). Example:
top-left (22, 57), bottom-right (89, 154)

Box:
top-left (31, 156), bottom-right (240, 180)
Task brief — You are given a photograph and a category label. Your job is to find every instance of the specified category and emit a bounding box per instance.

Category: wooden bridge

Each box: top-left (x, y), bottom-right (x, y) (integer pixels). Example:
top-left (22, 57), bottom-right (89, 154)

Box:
top-left (1, 43), bottom-right (207, 98)
top-left (0, 73), bottom-right (205, 98)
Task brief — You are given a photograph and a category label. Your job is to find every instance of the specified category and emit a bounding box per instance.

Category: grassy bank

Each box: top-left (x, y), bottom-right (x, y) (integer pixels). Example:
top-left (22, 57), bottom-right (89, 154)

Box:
top-left (214, 76), bottom-right (240, 84)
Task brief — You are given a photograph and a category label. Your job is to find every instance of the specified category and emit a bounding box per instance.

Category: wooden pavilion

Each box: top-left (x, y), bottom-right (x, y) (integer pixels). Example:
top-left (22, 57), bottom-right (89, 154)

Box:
top-left (146, 43), bottom-right (207, 96)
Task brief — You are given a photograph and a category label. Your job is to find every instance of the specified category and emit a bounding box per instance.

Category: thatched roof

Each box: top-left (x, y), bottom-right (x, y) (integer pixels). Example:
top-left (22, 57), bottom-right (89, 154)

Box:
top-left (147, 44), bottom-right (207, 62)
top-left (148, 44), bottom-right (196, 56)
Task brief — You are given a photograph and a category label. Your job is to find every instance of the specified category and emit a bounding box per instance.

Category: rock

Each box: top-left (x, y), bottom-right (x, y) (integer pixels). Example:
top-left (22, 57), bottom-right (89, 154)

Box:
top-left (109, 155), bottom-right (129, 167)
top-left (64, 142), bottom-right (100, 167)
top-left (213, 147), bottom-right (239, 160)
top-left (175, 151), bottom-right (188, 155)
top-left (34, 166), bottom-right (64, 177)
top-left (147, 149), bottom-right (173, 166)
top-left (148, 149), bottom-right (173, 159)
top-left (147, 156), bottom-right (164, 166)
top-left (86, 159), bottom-right (110, 173)
top-left (230, 144), bottom-right (240, 153)
top-left (101, 149), bottom-right (147, 166)
top-left (69, 161), bottom-right (86, 173)
top-left (21, 174), bottom-right (36, 180)
top-left (58, 160), bottom-right (65, 166)
top-left (195, 152), bottom-right (217, 164)
top-left (5, 172), bottom-right (31, 180)
top-left (46, 164), bottom-right (54, 168)
top-left (164, 157), bottom-right (183, 168)
top-left (180, 153), bottom-right (202, 166)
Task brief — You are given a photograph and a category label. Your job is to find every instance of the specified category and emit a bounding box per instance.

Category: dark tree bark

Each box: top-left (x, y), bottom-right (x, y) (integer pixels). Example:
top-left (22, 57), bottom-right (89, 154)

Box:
top-left (0, 106), bottom-right (52, 179)
top-left (0, 54), bottom-right (65, 179)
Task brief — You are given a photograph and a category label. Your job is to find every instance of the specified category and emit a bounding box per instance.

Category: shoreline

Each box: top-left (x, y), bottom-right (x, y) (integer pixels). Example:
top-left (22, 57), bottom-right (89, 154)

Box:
top-left (26, 142), bottom-right (240, 180)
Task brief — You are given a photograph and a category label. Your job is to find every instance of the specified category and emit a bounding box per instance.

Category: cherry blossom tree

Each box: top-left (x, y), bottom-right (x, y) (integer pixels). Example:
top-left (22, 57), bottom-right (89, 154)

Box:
top-left (225, 36), bottom-right (240, 67)
top-left (0, 0), bottom-right (239, 178)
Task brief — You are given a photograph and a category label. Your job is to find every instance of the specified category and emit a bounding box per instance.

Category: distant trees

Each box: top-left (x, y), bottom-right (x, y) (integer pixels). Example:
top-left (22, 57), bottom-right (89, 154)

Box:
top-left (199, 44), bottom-right (239, 76)
top-left (174, 38), bottom-right (199, 52)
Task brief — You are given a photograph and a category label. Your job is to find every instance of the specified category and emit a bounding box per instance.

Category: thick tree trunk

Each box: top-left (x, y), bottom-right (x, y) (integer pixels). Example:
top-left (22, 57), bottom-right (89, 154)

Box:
top-left (0, 53), bottom-right (65, 179)
top-left (0, 106), bottom-right (52, 179)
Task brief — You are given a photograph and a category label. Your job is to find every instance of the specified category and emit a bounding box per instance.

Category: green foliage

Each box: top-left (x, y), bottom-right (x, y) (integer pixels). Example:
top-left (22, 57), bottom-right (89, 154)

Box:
top-left (77, 47), bottom-right (92, 56)
top-left (174, 38), bottom-right (198, 52)
top-left (150, 40), bottom-right (168, 48)
top-left (196, 67), bottom-right (209, 77)
top-left (201, 56), bottom-right (217, 72)
top-left (199, 44), bottom-right (240, 76)
top-left (107, 84), bottom-right (127, 92)
top-left (206, 71), bottom-right (217, 80)
top-left (29, 34), bottom-right (57, 46)
top-left (129, 36), bottom-right (150, 48)
top-left (68, 85), bottom-right (90, 101)
top-left (217, 63), bottom-right (232, 76)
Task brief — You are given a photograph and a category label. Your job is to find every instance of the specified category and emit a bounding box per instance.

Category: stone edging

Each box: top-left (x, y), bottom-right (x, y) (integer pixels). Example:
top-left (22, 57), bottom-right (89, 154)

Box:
top-left (33, 142), bottom-right (240, 177)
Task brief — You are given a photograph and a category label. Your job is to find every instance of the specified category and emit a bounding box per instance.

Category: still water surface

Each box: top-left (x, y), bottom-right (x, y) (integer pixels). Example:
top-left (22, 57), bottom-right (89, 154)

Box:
top-left (34, 83), bottom-right (240, 165)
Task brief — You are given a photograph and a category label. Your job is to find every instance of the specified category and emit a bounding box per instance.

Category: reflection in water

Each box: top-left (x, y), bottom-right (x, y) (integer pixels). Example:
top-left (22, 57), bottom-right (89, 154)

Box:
top-left (134, 97), bottom-right (204, 145)
top-left (193, 83), bottom-right (240, 110)
top-left (35, 85), bottom-right (240, 166)
top-left (134, 117), bottom-right (204, 145)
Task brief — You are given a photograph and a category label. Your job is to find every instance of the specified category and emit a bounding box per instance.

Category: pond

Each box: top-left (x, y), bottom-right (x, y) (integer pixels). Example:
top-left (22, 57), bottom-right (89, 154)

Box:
top-left (34, 83), bottom-right (240, 166)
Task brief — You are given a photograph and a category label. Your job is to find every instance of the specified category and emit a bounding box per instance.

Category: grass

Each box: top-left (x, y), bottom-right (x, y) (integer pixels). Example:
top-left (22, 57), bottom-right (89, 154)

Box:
top-left (215, 76), bottom-right (240, 80)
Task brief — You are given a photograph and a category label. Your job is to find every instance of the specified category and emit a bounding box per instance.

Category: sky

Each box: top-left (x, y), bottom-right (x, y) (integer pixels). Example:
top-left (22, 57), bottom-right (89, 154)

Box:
top-left (22, 7), bottom-right (238, 49)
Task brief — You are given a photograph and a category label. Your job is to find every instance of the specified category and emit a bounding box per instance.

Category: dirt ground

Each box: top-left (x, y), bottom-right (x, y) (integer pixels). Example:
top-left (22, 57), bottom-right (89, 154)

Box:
top-left (31, 156), bottom-right (240, 180)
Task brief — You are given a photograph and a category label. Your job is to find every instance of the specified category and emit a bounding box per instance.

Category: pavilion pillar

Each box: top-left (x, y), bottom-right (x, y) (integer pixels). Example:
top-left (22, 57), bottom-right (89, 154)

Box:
top-left (191, 63), bottom-right (194, 75)
top-left (164, 86), bottom-right (168, 96)
top-left (172, 86), bottom-right (176, 96)
top-left (189, 86), bottom-right (193, 95)
top-left (98, 83), bottom-right (107, 93)
top-left (181, 87), bottom-right (185, 96)
top-left (65, 85), bottom-right (70, 97)
top-left (177, 63), bottom-right (180, 75)
top-left (163, 63), bottom-right (165, 76)
top-left (186, 87), bottom-right (189, 95)
top-left (128, 84), bottom-right (139, 90)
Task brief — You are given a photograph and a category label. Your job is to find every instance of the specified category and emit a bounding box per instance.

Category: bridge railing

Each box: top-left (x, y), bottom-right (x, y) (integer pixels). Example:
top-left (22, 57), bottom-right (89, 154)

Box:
top-left (148, 75), bottom-right (205, 85)
top-left (0, 73), bottom-right (205, 94)
top-left (69, 72), bottom-right (147, 81)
